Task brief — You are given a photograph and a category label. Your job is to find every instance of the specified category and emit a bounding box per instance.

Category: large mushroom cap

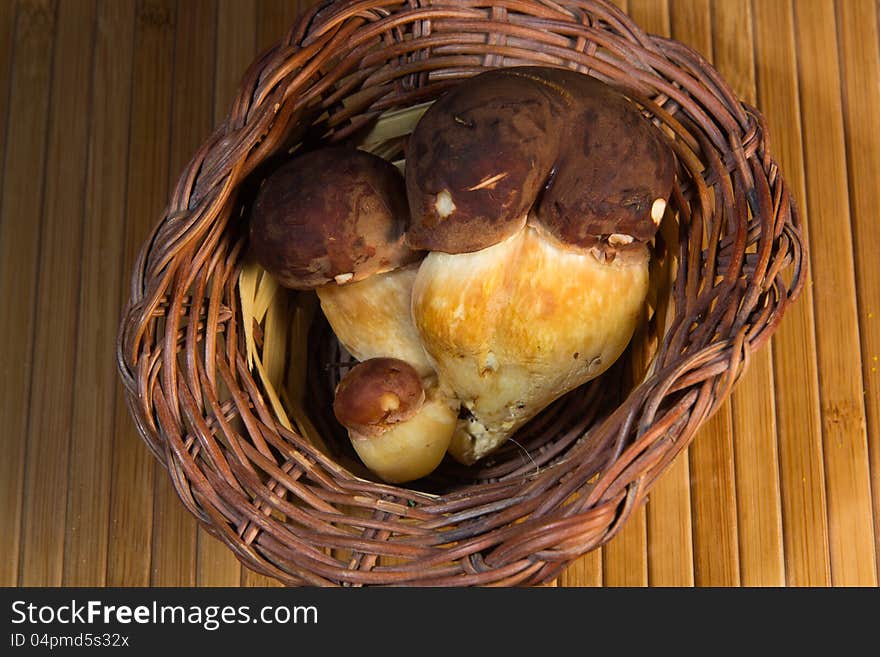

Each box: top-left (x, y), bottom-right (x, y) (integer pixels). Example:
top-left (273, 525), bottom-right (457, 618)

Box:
top-left (529, 67), bottom-right (675, 246)
top-left (250, 146), bottom-right (421, 289)
top-left (405, 66), bottom-right (676, 254)
top-left (404, 70), bottom-right (561, 253)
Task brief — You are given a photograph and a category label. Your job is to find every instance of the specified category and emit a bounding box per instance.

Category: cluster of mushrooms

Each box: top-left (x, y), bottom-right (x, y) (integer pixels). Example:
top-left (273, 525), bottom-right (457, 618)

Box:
top-left (249, 66), bottom-right (676, 484)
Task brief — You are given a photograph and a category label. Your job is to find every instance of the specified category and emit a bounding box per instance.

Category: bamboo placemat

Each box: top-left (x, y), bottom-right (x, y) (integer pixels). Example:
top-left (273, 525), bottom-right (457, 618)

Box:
top-left (0, 0), bottom-right (876, 587)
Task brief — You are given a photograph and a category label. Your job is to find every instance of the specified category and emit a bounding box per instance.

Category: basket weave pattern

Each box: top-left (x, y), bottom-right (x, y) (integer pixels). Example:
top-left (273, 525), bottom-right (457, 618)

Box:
top-left (117, 0), bottom-right (805, 586)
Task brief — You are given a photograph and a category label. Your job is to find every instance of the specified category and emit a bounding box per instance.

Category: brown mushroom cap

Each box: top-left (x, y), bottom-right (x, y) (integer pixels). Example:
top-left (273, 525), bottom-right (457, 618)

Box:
top-left (250, 146), bottom-right (421, 290)
top-left (333, 358), bottom-right (425, 438)
top-left (405, 66), bottom-right (676, 254)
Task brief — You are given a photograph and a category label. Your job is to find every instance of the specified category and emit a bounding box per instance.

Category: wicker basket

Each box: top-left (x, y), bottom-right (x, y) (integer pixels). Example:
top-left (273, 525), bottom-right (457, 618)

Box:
top-left (117, 0), bottom-right (806, 586)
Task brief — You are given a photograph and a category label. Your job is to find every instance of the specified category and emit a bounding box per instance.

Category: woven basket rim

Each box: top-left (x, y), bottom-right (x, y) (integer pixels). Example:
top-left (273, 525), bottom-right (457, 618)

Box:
top-left (117, 0), bottom-right (806, 586)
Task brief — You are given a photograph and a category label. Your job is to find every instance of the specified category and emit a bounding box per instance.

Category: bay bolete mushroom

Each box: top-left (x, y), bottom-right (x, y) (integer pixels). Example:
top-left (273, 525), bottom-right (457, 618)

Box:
top-left (405, 66), bottom-right (676, 464)
top-left (333, 358), bottom-right (457, 483)
top-left (249, 146), bottom-right (434, 376)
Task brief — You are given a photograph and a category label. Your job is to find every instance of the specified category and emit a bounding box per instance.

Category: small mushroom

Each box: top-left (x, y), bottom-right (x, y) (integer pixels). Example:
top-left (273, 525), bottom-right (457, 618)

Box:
top-left (406, 66), bottom-right (676, 464)
top-left (333, 358), bottom-right (457, 483)
top-left (249, 146), bottom-right (433, 376)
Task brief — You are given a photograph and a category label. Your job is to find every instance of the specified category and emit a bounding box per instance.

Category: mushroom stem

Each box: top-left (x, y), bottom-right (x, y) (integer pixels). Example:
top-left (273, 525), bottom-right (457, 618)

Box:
top-left (315, 264), bottom-right (434, 378)
top-left (412, 220), bottom-right (650, 465)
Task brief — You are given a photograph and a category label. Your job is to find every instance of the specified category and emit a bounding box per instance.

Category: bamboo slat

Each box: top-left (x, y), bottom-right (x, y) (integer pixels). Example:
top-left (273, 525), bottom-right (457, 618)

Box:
top-left (107, 0), bottom-right (177, 587)
top-left (835, 0), bottom-right (880, 580)
top-left (19, 0), bottom-right (95, 586)
top-left (0, 0), bottom-right (57, 587)
top-left (752, 0), bottom-right (831, 587)
top-left (603, 506), bottom-right (649, 586)
top-left (257, 0), bottom-right (307, 51)
top-left (1, 0), bottom-right (876, 588)
top-left (792, 0), bottom-right (876, 586)
top-left (0, 0), bottom-right (15, 193)
top-left (63, 0), bottom-right (136, 587)
top-left (558, 548), bottom-right (602, 587)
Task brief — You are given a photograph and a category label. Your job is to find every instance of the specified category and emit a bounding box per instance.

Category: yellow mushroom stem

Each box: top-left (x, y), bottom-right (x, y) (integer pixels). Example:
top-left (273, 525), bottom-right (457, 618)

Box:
top-left (411, 218), bottom-right (650, 465)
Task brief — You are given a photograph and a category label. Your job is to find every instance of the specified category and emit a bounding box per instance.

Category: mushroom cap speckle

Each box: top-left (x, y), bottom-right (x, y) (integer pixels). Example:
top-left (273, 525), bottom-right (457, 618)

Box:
top-left (405, 67), bottom-right (676, 254)
top-left (250, 146), bottom-right (421, 290)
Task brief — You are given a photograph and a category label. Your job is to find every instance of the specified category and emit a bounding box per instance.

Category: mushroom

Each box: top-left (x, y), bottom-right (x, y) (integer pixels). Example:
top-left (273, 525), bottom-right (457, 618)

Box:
top-left (249, 146), bottom-right (433, 377)
top-left (405, 66), bottom-right (676, 464)
top-left (333, 358), bottom-right (457, 483)
top-left (249, 146), bottom-right (457, 481)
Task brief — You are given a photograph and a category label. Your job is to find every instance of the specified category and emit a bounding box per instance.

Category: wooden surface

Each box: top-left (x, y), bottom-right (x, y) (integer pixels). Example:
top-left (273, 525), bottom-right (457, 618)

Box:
top-left (0, 0), bottom-right (877, 587)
